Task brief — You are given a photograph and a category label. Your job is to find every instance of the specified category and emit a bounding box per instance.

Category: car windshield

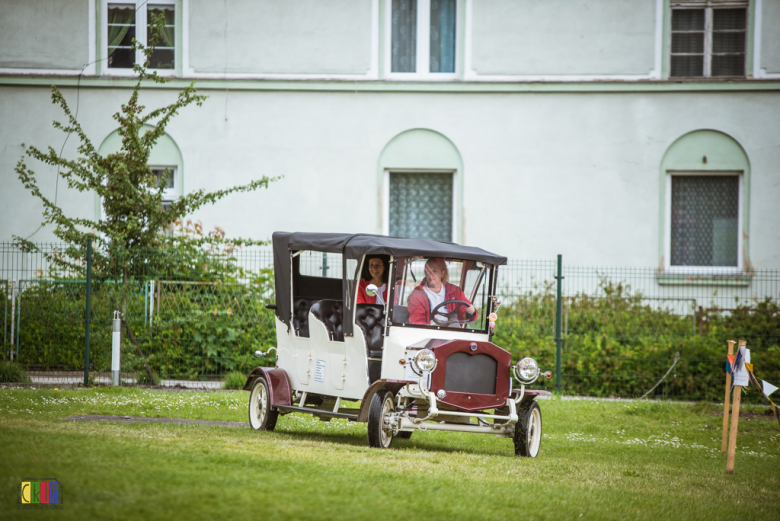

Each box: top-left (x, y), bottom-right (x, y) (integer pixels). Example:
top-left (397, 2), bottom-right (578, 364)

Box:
top-left (389, 257), bottom-right (491, 331)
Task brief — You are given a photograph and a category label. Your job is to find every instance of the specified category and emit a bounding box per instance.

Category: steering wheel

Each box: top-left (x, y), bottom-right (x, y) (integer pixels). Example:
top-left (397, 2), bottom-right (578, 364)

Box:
top-left (431, 299), bottom-right (476, 327)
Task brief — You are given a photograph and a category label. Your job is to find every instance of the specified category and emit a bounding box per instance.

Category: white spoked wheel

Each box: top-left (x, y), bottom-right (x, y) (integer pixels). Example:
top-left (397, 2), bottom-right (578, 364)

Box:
top-left (514, 400), bottom-right (542, 457)
top-left (367, 391), bottom-right (395, 448)
top-left (248, 377), bottom-right (278, 431)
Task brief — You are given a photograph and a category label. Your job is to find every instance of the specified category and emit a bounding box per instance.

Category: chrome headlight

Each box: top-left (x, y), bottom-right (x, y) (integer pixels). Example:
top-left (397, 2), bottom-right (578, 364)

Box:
top-left (514, 357), bottom-right (540, 384)
top-left (411, 349), bottom-right (437, 375)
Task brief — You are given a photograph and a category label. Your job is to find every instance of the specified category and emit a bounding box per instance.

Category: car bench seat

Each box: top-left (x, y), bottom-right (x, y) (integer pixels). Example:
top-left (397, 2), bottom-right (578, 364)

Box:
top-left (293, 297), bottom-right (319, 337)
top-left (356, 304), bottom-right (385, 383)
top-left (309, 300), bottom-right (344, 341)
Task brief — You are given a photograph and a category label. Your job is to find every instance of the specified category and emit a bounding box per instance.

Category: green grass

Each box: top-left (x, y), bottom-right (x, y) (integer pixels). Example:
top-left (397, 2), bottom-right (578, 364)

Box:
top-left (0, 387), bottom-right (778, 520)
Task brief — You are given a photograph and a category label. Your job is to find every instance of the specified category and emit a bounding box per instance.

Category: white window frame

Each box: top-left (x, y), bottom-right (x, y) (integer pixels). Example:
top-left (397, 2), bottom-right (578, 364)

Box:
top-left (669, 1), bottom-right (748, 79)
top-left (150, 165), bottom-right (179, 202)
top-left (384, 0), bottom-right (459, 81)
top-left (382, 169), bottom-right (457, 243)
top-left (102, 0), bottom-right (177, 77)
top-left (664, 170), bottom-right (743, 274)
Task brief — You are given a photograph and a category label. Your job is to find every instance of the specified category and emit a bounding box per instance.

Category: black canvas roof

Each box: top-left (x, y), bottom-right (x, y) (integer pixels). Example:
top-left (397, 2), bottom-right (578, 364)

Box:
top-left (276, 232), bottom-right (507, 265)
top-left (271, 232), bottom-right (507, 331)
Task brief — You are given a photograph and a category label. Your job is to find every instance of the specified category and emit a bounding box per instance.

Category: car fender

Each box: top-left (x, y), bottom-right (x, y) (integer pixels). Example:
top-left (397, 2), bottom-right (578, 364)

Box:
top-left (356, 379), bottom-right (415, 422)
top-left (512, 389), bottom-right (552, 405)
top-left (243, 367), bottom-right (293, 407)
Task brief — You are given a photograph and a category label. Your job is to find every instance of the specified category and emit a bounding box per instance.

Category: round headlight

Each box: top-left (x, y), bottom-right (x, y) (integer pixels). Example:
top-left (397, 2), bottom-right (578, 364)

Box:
top-left (411, 349), bottom-right (437, 375)
top-left (514, 357), bottom-right (540, 384)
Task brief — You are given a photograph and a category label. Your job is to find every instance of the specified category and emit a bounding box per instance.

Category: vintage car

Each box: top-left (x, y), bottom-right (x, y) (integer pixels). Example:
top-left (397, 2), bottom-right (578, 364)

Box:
top-left (245, 232), bottom-right (551, 456)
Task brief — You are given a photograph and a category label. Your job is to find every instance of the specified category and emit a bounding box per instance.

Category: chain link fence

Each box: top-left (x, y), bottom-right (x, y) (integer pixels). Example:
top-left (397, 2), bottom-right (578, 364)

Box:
top-left (2, 243), bottom-right (778, 400)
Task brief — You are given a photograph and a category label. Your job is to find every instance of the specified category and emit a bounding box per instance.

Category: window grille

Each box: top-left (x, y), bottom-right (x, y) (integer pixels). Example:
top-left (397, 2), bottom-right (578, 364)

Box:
top-left (670, 4), bottom-right (746, 78)
top-left (389, 172), bottom-right (453, 242)
top-left (670, 175), bottom-right (739, 267)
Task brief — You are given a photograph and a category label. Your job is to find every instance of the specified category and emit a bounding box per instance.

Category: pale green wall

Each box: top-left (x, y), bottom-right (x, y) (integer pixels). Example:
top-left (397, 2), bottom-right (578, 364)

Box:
top-left (471, 0), bottom-right (657, 75)
top-left (377, 129), bottom-right (464, 243)
top-left (658, 130), bottom-right (751, 267)
top-left (761, 0), bottom-right (780, 74)
top-left (188, 0), bottom-right (373, 74)
top-left (0, 0), bottom-right (89, 69)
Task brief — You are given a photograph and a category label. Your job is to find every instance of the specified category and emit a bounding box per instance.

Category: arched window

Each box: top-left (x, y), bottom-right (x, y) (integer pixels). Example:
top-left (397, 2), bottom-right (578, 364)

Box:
top-left (660, 130), bottom-right (750, 273)
top-left (377, 129), bottom-right (463, 243)
top-left (96, 127), bottom-right (184, 216)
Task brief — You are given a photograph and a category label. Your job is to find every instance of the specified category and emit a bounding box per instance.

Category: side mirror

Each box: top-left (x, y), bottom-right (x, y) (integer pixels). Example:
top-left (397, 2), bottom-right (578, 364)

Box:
top-left (366, 283), bottom-right (378, 297)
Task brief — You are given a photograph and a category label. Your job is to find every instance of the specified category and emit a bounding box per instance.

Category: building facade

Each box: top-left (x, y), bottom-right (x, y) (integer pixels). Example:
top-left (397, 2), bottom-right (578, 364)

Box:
top-left (1, 0), bottom-right (779, 274)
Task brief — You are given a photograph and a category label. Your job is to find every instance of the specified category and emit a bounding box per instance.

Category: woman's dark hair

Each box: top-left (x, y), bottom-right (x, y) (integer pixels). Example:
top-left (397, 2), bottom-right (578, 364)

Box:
top-left (361, 255), bottom-right (390, 284)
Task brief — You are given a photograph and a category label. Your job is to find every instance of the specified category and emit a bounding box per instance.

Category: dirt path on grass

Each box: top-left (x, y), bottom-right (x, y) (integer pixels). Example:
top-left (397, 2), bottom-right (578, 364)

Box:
top-left (63, 415), bottom-right (248, 428)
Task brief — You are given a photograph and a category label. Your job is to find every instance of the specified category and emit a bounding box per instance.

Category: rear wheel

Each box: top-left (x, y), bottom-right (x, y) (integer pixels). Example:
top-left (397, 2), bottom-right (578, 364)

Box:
top-left (367, 392), bottom-right (395, 448)
top-left (514, 400), bottom-right (542, 457)
top-left (248, 377), bottom-right (278, 431)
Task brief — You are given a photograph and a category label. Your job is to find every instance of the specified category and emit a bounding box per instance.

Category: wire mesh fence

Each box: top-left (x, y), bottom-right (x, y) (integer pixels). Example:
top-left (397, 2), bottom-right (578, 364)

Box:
top-left (2, 243), bottom-right (778, 400)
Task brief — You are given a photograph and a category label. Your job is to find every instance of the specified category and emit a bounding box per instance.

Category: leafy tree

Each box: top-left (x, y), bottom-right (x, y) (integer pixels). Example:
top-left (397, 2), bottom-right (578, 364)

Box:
top-left (13, 16), bottom-right (278, 382)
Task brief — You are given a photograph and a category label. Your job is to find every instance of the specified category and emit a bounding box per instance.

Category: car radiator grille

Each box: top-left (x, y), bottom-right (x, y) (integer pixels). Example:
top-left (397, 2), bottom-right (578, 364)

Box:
top-left (442, 352), bottom-right (497, 395)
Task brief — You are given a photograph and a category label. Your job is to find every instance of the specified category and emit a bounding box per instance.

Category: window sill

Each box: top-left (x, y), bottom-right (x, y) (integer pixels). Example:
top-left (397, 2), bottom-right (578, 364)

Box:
top-left (656, 273), bottom-right (752, 286)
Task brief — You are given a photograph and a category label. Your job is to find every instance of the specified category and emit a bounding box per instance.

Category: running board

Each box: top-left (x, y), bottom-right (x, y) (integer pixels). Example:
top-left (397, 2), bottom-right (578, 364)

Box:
top-left (276, 405), bottom-right (358, 421)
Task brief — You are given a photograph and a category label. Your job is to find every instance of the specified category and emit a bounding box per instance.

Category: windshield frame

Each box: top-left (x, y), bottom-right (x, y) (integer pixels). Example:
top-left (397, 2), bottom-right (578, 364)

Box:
top-left (386, 256), bottom-right (494, 334)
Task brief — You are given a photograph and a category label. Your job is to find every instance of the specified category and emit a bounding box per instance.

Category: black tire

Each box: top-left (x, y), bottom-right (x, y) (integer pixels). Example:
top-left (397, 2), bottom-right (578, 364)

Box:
top-left (396, 431), bottom-right (413, 439)
top-left (248, 377), bottom-right (278, 431)
top-left (513, 400), bottom-right (542, 457)
top-left (367, 391), bottom-right (395, 448)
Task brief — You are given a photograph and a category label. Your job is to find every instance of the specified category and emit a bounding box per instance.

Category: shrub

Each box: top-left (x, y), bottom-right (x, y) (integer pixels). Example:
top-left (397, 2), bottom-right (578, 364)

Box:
top-left (222, 371), bottom-right (247, 390)
top-left (0, 361), bottom-right (32, 383)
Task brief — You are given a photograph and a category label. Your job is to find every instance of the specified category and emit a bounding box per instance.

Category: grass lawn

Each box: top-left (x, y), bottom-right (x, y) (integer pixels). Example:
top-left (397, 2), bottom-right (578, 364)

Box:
top-left (0, 387), bottom-right (778, 520)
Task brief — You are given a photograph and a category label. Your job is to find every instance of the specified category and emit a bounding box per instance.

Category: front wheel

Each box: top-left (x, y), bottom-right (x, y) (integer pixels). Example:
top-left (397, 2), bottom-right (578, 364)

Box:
top-left (248, 377), bottom-right (278, 431)
top-left (367, 391), bottom-right (395, 448)
top-left (514, 400), bottom-right (542, 457)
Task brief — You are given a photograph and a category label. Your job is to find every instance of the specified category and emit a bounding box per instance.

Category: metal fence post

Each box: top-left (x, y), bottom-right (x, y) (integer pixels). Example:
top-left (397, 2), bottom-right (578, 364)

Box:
top-left (555, 254), bottom-right (563, 397)
top-left (3, 280), bottom-right (7, 360)
top-left (112, 310), bottom-right (121, 386)
top-left (84, 238), bottom-right (93, 387)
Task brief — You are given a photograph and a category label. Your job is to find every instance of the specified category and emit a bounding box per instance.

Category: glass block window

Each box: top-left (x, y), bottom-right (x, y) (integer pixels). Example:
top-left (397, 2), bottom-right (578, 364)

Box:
top-left (389, 172), bottom-right (453, 242)
top-left (390, 0), bottom-right (456, 75)
top-left (670, 6), bottom-right (746, 78)
top-left (670, 176), bottom-right (739, 267)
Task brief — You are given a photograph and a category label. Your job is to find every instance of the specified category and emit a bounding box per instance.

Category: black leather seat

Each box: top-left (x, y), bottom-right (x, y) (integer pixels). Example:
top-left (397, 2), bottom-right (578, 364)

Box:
top-left (293, 297), bottom-right (318, 337)
top-left (355, 304), bottom-right (385, 358)
top-left (310, 300), bottom-right (344, 342)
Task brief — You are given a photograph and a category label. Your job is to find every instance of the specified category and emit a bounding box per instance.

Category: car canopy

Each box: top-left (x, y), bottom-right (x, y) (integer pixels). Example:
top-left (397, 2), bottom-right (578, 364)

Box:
top-left (272, 232), bottom-right (507, 335)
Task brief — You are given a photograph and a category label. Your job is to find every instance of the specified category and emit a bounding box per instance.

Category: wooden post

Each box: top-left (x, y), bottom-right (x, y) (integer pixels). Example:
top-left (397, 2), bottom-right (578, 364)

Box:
top-left (721, 340), bottom-right (736, 454)
top-left (726, 340), bottom-right (746, 475)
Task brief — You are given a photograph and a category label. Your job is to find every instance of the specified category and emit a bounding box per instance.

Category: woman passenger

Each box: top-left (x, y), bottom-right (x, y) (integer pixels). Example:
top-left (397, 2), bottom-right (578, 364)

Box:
top-left (407, 258), bottom-right (477, 326)
top-left (357, 255), bottom-right (390, 304)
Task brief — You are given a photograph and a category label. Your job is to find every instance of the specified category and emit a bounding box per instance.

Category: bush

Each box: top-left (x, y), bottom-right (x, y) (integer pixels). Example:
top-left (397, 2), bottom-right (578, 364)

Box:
top-left (0, 361), bottom-right (32, 383)
top-left (222, 371), bottom-right (247, 390)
